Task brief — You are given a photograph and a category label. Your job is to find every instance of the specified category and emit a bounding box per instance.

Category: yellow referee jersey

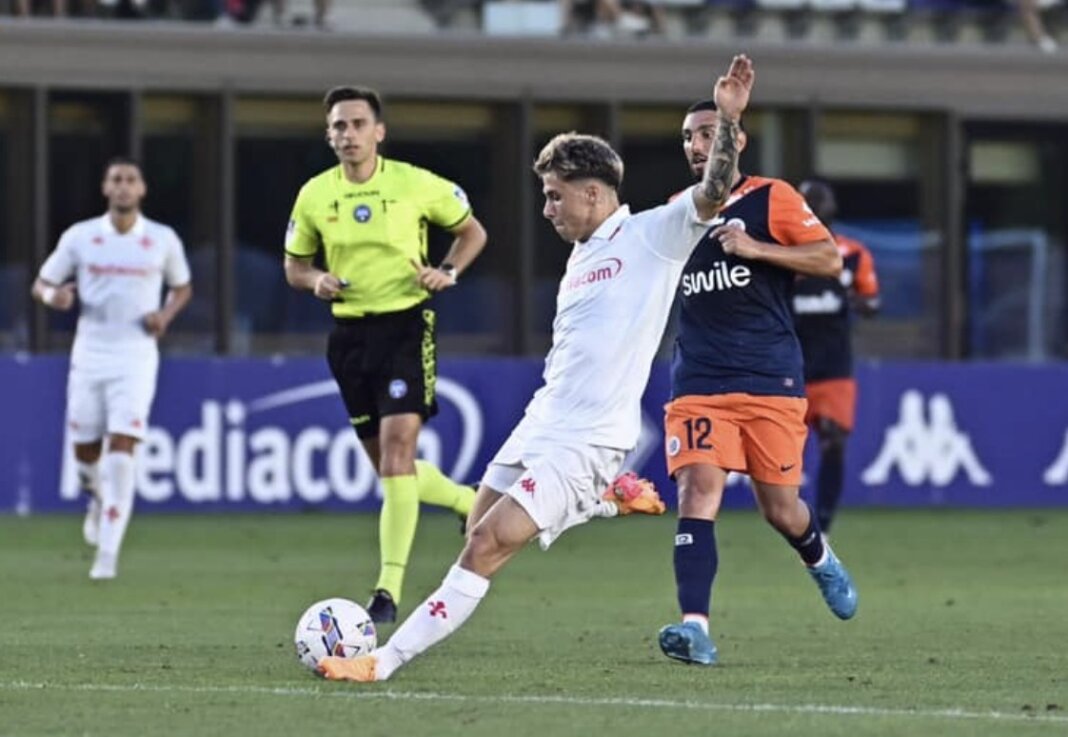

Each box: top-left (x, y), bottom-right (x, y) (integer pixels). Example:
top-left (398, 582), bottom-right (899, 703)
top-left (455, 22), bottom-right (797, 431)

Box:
top-left (284, 156), bottom-right (472, 317)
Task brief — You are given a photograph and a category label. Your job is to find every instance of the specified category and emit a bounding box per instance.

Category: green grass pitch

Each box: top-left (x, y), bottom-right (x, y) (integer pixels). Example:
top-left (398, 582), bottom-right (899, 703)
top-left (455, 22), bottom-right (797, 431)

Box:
top-left (2, 509), bottom-right (1066, 736)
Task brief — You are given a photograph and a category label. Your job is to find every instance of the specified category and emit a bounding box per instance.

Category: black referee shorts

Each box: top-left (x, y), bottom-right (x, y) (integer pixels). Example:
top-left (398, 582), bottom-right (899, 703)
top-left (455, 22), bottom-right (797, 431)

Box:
top-left (326, 305), bottom-right (438, 440)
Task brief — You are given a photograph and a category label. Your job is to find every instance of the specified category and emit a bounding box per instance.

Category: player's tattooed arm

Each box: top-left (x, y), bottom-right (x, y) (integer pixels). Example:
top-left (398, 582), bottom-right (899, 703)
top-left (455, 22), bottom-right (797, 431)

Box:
top-left (692, 54), bottom-right (753, 220)
top-left (700, 117), bottom-right (740, 209)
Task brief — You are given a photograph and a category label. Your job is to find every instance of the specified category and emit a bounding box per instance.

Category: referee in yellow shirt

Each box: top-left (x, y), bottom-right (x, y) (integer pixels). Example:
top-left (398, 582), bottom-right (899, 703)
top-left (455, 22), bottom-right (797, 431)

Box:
top-left (284, 86), bottom-right (488, 623)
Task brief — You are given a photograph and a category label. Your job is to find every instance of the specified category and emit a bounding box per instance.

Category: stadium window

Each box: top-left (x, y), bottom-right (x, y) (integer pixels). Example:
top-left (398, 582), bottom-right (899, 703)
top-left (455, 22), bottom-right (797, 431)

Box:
top-left (141, 95), bottom-right (217, 355)
top-left (965, 123), bottom-right (1068, 360)
top-left (814, 111), bottom-right (939, 359)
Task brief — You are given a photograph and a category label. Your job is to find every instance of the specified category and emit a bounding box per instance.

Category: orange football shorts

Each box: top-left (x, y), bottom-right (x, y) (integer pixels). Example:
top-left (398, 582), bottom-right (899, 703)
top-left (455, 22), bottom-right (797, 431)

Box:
top-left (664, 393), bottom-right (808, 486)
top-left (804, 378), bottom-right (857, 432)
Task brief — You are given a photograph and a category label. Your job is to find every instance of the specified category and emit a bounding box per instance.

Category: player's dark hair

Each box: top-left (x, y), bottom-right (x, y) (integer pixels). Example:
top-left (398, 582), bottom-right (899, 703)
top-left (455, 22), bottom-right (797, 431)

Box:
top-left (687, 98), bottom-right (718, 114)
top-left (102, 156), bottom-right (142, 176)
top-left (685, 98), bottom-right (745, 132)
top-left (532, 132), bottom-right (623, 191)
top-left (323, 86), bottom-right (383, 120)
top-left (799, 179), bottom-right (838, 225)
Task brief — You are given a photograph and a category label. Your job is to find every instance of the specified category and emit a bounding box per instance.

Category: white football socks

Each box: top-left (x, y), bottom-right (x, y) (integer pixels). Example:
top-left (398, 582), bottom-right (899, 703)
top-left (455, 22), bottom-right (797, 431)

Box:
top-left (96, 452), bottom-right (136, 560)
top-left (76, 460), bottom-right (100, 496)
top-left (375, 564), bottom-right (490, 680)
top-left (78, 460), bottom-right (102, 546)
top-left (683, 614), bottom-right (710, 634)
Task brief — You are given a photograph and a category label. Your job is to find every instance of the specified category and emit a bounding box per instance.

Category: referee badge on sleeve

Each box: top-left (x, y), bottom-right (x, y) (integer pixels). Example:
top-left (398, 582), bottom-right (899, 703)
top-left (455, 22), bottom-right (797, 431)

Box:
top-left (285, 219), bottom-right (296, 246)
top-left (453, 186), bottom-right (469, 206)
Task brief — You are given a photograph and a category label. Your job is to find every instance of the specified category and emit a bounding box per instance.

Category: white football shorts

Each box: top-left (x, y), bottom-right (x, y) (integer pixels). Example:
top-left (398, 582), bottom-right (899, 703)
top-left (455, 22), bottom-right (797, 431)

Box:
top-left (482, 431), bottom-right (625, 550)
top-left (66, 352), bottom-right (159, 443)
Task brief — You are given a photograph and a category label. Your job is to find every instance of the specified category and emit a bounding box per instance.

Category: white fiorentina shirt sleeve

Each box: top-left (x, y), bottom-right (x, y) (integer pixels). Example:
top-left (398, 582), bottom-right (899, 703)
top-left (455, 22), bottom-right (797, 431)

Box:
top-left (645, 185), bottom-right (713, 262)
top-left (48, 215), bottom-right (190, 364)
top-left (38, 227), bottom-right (79, 285)
top-left (516, 198), bottom-right (710, 452)
top-left (162, 227), bottom-right (192, 287)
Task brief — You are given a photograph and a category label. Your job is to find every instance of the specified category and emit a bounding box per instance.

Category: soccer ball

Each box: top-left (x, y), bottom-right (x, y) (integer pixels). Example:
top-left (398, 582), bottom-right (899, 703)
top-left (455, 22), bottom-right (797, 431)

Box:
top-left (293, 597), bottom-right (377, 671)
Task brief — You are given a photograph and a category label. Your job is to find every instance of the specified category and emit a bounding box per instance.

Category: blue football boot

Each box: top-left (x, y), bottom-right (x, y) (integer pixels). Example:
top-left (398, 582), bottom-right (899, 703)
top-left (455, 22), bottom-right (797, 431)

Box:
top-left (658, 621), bottom-right (718, 665)
top-left (808, 547), bottom-right (858, 620)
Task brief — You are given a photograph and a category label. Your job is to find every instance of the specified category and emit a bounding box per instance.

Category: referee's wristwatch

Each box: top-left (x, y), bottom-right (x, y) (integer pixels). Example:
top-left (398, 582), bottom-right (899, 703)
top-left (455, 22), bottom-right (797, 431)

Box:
top-left (438, 262), bottom-right (458, 283)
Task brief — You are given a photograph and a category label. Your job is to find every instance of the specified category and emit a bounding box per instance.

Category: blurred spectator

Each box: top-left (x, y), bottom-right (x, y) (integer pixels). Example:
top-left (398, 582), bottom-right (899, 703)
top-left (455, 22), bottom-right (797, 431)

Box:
top-left (1016, 0), bottom-right (1060, 52)
top-left (12, 0), bottom-right (70, 17)
top-left (223, 0), bottom-right (330, 28)
top-left (225, 0), bottom-right (283, 25)
top-left (560, 0), bottom-right (664, 36)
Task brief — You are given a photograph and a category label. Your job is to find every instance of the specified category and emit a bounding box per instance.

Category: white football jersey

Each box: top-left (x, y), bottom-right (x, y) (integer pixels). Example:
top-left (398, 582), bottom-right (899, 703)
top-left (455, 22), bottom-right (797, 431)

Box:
top-left (516, 189), bottom-right (711, 451)
top-left (38, 214), bottom-right (191, 365)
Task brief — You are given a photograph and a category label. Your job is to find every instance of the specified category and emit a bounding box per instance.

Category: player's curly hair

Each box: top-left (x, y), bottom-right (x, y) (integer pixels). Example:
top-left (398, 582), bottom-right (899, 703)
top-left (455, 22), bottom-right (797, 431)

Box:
top-left (532, 133), bottom-right (623, 190)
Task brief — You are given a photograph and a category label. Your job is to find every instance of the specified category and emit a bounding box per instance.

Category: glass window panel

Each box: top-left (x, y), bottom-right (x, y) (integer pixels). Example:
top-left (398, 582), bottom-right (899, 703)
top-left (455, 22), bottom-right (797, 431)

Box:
top-left (817, 111), bottom-right (937, 359)
top-left (966, 123), bottom-right (1068, 360)
top-left (234, 96), bottom-right (334, 355)
top-left (142, 94), bottom-right (217, 354)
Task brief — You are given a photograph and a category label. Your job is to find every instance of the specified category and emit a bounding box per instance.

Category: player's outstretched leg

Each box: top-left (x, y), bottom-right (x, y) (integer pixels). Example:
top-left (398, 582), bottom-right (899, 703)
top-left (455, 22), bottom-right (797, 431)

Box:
top-left (326, 494), bottom-right (535, 683)
top-left (327, 564), bottom-right (491, 682)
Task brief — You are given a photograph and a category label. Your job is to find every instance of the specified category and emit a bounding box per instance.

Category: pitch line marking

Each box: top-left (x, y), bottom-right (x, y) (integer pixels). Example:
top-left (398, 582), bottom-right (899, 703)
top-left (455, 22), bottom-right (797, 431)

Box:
top-left (2, 681), bottom-right (1066, 726)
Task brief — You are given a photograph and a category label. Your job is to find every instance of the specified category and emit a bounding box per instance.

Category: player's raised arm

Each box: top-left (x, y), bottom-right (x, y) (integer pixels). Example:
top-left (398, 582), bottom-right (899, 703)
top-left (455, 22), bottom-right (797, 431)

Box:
top-left (693, 54), bottom-right (754, 221)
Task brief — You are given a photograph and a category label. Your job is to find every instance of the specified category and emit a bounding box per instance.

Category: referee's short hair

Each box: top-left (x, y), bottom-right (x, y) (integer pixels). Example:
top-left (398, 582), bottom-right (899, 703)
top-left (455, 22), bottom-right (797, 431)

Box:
top-left (323, 86), bottom-right (383, 120)
top-left (532, 133), bottom-right (623, 191)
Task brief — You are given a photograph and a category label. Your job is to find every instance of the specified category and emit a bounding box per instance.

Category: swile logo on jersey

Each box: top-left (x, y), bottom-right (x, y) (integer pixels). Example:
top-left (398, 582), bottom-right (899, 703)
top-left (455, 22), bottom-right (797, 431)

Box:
top-left (681, 262), bottom-right (753, 296)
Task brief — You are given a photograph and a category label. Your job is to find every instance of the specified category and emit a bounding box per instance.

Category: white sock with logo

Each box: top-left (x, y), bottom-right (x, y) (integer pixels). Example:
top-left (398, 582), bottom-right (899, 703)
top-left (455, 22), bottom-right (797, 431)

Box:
top-left (375, 564), bottom-right (490, 681)
top-left (96, 452), bottom-right (136, 558)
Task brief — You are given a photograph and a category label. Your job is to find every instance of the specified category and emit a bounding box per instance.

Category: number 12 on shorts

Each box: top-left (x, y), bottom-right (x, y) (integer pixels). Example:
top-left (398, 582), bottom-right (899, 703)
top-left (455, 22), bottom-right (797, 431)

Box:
top-left (683, 417), bottom-right (713, 450)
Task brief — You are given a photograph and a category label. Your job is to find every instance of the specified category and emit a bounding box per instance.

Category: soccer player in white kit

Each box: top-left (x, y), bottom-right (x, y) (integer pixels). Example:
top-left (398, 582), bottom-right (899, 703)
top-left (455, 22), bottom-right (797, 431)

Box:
top-left (318, 55), bottom-right (755, 682)
top-left (31, 158), bottom-right (193, 580)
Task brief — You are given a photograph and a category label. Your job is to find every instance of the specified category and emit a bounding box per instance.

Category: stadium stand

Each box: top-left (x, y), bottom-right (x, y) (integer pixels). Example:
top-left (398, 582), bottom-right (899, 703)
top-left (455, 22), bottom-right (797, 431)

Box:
top-left (1, 0), bottom-right (1064, 52)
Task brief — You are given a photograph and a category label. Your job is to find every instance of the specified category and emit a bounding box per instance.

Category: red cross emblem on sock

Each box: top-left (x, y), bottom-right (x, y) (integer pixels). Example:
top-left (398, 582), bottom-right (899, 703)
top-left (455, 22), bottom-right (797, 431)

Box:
top-left (428, 600), bottom-right (448, 619)
top-left (106, 506), bottom-right (121, 522)
top-left (520, 477), bottom-right (536, 494)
